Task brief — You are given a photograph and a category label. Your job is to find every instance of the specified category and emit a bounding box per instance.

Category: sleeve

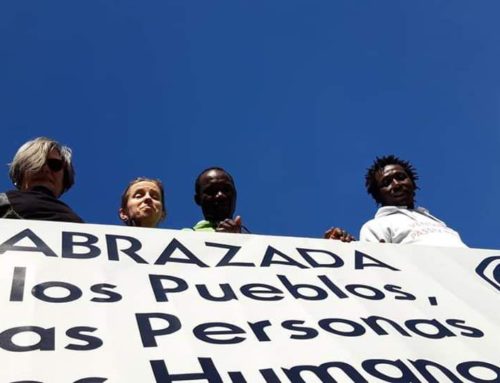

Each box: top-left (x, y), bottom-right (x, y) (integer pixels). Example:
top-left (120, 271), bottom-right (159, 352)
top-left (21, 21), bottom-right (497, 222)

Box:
top-left (359, 219), bottom-right (390, 243)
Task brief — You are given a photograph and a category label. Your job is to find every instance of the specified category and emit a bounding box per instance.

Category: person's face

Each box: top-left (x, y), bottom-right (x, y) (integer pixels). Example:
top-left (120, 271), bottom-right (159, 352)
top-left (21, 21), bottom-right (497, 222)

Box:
top-left (195, 170), bottom-right (236, 222)
top-left (375, 164), bottom-right (415, 208)
top-left (120, 181), bottom-right (164, 227)
top-left (21, 148), bottom-right (65, 197)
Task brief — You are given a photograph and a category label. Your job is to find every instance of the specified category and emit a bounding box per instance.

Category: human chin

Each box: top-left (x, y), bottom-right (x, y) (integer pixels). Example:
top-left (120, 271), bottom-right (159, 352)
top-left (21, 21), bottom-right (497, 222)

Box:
top-left (29, 179), bottom-right (57, 195)
top-left (205, 209), bottom-right (226, 222)
top-left (392, 195), bottom-right (412, 207)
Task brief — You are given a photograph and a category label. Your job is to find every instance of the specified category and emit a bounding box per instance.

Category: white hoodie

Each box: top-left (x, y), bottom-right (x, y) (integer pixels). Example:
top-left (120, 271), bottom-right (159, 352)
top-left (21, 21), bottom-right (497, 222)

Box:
top-left (360, 206), bottom-right (467, 247)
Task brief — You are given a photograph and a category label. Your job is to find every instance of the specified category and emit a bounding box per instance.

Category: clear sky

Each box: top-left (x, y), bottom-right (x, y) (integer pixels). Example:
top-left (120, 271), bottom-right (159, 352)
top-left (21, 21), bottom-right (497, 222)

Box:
top-left (1, 1), bottom-right (499, 249)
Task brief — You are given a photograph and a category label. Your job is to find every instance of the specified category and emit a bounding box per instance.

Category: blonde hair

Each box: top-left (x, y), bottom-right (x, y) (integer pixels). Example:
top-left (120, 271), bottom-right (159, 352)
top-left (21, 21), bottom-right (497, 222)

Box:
top-left (9, 137), bottom-right (75, 194)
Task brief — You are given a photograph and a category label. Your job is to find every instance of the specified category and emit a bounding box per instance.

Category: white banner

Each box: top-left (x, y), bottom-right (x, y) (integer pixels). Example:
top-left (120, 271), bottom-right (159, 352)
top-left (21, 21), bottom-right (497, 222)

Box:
top-left (0, 219), bottom-right (498, 383)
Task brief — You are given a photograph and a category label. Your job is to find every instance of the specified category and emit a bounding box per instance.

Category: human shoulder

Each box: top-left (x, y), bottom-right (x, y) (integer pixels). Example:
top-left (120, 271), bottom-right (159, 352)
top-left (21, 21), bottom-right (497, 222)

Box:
top-left (0, 192), bottom-right (12, 217)
top-left (411, 206), bottom-right (447, 224)
top-left (360, 206), bottom-right (412, 243)
top-left (191, 220), bottom-right (217, 232)
top-left (0, 192), bottom-right (9, 206)
top-left (360, 209), bottom-right (391, 242)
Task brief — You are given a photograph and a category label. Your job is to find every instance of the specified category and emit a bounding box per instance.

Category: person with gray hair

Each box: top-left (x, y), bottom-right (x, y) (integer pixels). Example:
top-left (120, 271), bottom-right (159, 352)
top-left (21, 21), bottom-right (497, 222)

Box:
top-left (0, 137), bottom-right (83, 222)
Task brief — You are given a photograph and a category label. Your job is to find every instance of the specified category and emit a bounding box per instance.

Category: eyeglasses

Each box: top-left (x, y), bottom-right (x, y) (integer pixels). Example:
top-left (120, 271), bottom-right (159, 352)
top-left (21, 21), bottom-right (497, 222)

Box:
top-left (46, 158), bottom-right (64, 172)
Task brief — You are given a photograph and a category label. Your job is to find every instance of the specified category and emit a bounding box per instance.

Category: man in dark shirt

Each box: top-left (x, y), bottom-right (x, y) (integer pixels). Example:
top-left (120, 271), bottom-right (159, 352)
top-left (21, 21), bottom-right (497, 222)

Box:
top-left (0, 137), bottom-right (83, 223)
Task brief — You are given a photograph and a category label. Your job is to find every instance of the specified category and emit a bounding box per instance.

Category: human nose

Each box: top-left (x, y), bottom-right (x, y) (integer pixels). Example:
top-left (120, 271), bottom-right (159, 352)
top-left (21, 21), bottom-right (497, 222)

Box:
top-left (390, 178), bottom-right (403, 190)
top-left (41, 163), bottom-right (51, 174)
top-left (215, 190), bottom-right (226, 199)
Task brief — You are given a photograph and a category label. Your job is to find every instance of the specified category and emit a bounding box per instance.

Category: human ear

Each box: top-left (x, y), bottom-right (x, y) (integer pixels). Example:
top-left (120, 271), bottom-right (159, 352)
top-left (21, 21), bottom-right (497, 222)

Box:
top-left (119, 208), bottom-right (129, 223)
top-left (194, 194), bottom-right (201, 206)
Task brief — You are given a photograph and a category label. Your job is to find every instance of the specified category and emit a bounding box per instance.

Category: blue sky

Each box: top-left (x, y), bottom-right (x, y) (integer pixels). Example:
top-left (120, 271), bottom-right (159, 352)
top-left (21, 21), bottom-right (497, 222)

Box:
top-left (1, 1), bottom-right (499, 249)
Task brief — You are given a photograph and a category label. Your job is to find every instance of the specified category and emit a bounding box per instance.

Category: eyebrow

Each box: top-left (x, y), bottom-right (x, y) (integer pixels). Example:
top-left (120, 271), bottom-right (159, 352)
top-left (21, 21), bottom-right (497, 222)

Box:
top-left (134, 187), bottom-right (160, 193)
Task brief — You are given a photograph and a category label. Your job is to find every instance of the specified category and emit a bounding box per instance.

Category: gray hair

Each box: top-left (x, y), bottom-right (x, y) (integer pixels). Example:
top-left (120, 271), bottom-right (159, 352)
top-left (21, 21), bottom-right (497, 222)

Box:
top-left (9, 137), bottom-right (75, 194)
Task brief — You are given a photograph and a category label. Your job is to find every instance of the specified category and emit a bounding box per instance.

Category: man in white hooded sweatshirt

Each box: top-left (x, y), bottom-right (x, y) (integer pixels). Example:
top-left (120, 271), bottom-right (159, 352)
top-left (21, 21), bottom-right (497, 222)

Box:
top-left (360, 155), bottom-right (466, 247)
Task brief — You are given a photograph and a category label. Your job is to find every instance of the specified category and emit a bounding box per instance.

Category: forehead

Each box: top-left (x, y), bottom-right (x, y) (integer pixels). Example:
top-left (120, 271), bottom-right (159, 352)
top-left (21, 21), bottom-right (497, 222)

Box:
top-left (199, 170), bottom-right (233, 187)
top-left (375, 164), bottom-right (408, 182)
top-left (128, 181), bottom-right (161, 194)
top-left (380, 164), bottom-right (406, 176)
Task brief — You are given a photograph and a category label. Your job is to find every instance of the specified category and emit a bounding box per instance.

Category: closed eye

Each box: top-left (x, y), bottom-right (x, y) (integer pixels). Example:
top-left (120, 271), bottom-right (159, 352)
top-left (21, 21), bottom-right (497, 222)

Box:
top-left (133, 191), bottom-right (145, 198)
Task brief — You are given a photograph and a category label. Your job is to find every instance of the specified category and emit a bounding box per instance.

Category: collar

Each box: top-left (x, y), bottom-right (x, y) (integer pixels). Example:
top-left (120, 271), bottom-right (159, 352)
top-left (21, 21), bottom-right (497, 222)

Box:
top-left (29, 185), bottom-right (57, 198)
top-left (375, 205), bottom-right (445, 224)
top-left (375, 205), bottom-right (430, 217)
top-left (193, 220), bottom-right (217, 230)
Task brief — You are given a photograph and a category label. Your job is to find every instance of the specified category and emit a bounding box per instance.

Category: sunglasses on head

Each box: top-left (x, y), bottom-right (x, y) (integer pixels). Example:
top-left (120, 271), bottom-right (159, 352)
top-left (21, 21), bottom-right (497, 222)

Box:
top-left (46, 158), bottom-right (64, 172)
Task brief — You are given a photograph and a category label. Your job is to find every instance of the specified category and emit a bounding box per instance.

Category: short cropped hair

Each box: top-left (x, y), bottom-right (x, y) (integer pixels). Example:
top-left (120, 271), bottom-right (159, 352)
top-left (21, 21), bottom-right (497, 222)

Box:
top-left (120, 177), bottom-right (167, 225)
top-left (9, 137), bottom-right (75, 194)
top-left (365, 155), bottom-right (419, 204)
top-left (194, 167), bottom-right (235, 195)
